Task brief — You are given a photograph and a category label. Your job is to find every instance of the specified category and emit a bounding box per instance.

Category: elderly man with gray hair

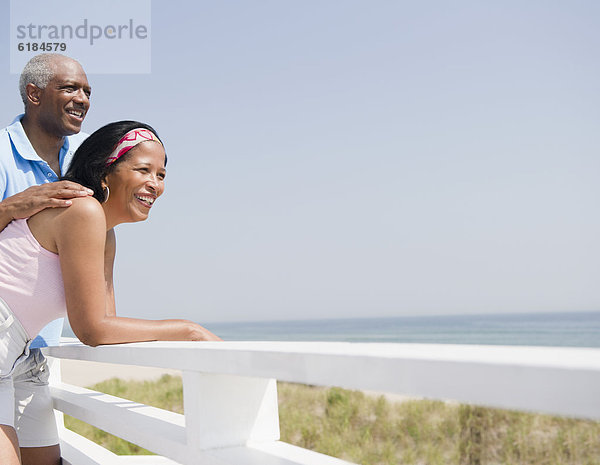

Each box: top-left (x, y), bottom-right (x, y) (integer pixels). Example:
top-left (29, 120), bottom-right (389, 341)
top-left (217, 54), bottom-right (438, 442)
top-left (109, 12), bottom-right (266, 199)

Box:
top-left (0, 53), bottom-right (103, 465)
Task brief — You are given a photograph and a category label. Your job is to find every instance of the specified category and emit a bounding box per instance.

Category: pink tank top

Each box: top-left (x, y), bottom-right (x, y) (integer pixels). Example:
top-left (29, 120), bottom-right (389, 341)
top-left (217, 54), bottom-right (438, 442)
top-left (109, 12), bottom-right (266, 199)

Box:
top-left (0, 219), bottom-right (66, 339)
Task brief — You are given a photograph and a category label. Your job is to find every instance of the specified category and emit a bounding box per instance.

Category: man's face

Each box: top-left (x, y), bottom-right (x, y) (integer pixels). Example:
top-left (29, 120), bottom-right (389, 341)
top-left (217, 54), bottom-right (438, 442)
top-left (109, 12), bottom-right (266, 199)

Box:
top-left (36, 58), bottom-right (91, 137)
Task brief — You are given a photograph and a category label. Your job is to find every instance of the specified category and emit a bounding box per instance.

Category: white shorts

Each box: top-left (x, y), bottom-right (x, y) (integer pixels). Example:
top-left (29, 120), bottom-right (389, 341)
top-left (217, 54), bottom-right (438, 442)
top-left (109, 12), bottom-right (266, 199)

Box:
top-left (0, 297), bottom-right (59, 447)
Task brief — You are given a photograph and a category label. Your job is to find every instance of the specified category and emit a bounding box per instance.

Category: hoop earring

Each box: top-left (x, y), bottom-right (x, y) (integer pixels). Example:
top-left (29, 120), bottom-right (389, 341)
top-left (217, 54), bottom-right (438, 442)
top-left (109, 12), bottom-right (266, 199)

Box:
top-left (103, 186), bottom-right (110, 203)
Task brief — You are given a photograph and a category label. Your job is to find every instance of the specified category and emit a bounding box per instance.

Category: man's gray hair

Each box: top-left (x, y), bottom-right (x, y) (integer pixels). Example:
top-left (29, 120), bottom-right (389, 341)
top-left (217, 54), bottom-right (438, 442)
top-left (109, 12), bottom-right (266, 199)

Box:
top-left (19, 53), bottom-right (72, 105)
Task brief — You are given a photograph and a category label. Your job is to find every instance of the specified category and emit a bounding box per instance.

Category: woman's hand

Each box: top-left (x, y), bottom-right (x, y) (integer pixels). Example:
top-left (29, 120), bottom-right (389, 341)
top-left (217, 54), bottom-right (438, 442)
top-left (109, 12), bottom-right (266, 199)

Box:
top-left (180, 321), bottom-right (222, 341)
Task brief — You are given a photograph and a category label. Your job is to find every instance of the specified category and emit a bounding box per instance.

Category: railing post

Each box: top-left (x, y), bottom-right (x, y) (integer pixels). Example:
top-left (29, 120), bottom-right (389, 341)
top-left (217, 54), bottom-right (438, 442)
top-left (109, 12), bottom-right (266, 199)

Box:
top-left (47, 357), bottom-right (65, 432)
top-left (182, 372), bottom-right (280, 462)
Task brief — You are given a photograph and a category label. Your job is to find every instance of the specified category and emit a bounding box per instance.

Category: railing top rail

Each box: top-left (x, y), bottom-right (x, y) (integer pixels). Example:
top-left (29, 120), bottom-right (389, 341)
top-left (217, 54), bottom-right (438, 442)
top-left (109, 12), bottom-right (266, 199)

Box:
top-left (46, 339), bottom-right (600, 420)
top-left (46, 338), bottom-right (600, 371)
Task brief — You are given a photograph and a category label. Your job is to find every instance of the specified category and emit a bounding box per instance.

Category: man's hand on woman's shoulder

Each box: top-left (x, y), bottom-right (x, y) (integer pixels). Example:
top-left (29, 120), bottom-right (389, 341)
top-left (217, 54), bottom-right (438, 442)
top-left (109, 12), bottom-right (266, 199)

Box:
top-left (0, 181), bottom-right (94, 230)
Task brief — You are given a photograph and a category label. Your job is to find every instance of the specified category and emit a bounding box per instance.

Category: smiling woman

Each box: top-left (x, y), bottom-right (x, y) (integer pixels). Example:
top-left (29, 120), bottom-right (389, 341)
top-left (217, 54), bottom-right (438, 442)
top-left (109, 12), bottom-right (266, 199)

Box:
top-left (64, 125), bottom-right (166, 227)
top-left (0, 121), bottom-right (220, 464)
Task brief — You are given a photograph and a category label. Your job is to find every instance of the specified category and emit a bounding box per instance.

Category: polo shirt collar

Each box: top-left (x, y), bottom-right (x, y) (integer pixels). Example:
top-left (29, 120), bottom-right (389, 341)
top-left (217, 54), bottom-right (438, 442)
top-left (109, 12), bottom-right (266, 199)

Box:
top-left (7, 114), bottom-right (71, 168)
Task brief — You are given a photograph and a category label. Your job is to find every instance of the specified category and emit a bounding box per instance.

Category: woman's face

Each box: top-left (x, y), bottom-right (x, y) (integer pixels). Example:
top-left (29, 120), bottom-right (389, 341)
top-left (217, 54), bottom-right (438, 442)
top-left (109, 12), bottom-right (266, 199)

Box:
top-left (103, 141), bottom-right (166, 224)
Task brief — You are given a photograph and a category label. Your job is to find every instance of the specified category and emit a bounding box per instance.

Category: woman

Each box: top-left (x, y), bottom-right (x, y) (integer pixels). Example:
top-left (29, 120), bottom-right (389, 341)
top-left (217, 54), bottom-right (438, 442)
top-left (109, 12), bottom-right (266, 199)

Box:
top-left (0, 121), bottom-right (220, 464)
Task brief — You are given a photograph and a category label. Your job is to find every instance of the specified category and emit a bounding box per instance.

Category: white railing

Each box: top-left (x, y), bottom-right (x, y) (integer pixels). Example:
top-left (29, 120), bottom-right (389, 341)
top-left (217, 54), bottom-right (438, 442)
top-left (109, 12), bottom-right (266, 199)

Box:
top-left (43, 339), bottom-right (600, 465)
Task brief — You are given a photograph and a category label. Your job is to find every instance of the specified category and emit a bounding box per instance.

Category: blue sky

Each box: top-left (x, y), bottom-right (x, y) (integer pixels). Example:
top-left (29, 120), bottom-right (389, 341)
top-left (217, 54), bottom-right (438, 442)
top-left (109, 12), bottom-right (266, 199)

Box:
top-left (2, 1), bottom-right (599, 323)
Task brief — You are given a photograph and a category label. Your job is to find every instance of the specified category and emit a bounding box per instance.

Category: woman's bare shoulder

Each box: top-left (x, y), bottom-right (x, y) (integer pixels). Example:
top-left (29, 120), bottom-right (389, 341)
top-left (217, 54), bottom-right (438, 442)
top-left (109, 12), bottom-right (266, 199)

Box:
top-left (28, 197), bottom-right (105, 252)
top-left (53, 196), bottom-right (106, 229)
top-left (32, 195), bottom-right (103, 221)
top-left (65, 196), bottom-right (104, 214)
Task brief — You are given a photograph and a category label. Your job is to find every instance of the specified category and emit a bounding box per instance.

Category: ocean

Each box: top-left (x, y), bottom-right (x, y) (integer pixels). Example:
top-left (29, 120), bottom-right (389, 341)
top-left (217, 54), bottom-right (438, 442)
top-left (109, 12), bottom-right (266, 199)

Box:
top-left (62, 311), bottom-right (600, 347)
top-left (205, 311), bottom-right (600, 347)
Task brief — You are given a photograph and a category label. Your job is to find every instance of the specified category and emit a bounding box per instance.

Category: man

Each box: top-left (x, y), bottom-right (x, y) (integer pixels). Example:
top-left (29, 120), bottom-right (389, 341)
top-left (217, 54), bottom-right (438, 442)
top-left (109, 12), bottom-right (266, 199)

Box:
top-left (0, 53), bottom-right (105, 465)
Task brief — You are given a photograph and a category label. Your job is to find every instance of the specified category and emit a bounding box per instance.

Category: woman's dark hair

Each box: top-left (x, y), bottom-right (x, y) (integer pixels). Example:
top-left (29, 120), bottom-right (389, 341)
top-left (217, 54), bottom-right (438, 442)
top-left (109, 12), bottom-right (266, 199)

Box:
top-left (62, 120), bottom-right (166, 202)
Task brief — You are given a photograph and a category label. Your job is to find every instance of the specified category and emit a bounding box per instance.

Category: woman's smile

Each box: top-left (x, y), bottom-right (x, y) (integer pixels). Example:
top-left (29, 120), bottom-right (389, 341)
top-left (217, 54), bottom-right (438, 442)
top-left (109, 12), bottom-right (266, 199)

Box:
top-left (134, 193), bottom-right (156, 208)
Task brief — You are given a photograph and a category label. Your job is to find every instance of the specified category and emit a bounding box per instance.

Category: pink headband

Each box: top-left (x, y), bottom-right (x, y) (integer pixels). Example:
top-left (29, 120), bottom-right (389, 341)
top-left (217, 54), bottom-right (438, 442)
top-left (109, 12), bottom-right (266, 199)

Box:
top-left (106, 128), bottom-right (162, 166)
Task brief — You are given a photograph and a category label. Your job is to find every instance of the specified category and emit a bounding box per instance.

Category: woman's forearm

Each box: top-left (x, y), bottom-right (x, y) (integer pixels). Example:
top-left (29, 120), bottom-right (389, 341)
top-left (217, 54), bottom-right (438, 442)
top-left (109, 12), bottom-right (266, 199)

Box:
top-left (73, 315), bottom-right (221, 347)
top-left (53, 198), bottom-right (222, 347)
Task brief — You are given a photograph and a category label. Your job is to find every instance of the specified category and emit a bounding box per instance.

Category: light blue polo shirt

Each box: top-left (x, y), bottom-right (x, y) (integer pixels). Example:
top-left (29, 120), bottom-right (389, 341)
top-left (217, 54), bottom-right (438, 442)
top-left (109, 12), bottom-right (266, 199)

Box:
top-left (0, 114), bottom-right (88, 348)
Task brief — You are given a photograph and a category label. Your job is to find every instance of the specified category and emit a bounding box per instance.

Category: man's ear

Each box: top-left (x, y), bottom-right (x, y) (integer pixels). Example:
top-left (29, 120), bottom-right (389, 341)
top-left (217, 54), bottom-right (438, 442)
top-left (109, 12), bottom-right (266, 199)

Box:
top-left (25, 83), bottom-right (43, 106)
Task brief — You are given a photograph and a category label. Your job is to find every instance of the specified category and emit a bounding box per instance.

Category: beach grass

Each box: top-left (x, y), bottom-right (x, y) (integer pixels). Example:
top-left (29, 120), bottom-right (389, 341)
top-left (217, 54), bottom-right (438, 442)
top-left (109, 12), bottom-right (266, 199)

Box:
top-left (64, 375), bottom-right (600, 464)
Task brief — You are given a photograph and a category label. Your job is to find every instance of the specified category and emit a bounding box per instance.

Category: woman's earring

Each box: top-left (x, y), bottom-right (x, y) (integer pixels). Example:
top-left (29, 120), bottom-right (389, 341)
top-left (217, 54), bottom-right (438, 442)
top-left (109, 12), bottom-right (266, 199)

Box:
top-left (103, 186), bottom-right (110, 203)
